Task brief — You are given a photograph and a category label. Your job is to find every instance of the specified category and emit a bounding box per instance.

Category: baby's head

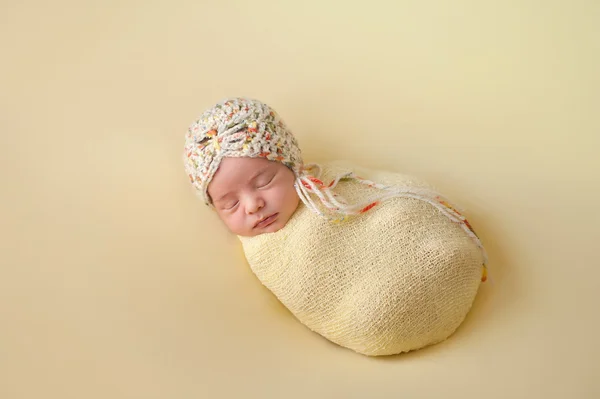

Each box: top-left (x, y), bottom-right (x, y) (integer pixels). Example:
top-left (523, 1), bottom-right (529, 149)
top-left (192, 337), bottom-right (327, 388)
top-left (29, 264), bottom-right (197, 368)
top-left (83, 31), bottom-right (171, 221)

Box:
top-left (184, 98), bottom-right (303, 236)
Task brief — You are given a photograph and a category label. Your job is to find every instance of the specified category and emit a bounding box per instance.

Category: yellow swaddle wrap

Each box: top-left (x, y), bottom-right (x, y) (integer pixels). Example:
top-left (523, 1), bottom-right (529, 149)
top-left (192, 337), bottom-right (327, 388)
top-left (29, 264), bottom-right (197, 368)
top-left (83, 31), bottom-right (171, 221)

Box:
top-left (239, 162), bottom-right (485, 356)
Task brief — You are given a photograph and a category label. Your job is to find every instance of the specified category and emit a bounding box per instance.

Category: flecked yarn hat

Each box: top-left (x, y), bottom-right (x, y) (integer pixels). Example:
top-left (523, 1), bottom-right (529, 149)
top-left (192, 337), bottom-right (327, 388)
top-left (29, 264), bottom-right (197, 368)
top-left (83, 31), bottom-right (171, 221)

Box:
top-left (183, 97), bottom-right (487, 265)
top-left (183, 97), bottom-right (303, 205)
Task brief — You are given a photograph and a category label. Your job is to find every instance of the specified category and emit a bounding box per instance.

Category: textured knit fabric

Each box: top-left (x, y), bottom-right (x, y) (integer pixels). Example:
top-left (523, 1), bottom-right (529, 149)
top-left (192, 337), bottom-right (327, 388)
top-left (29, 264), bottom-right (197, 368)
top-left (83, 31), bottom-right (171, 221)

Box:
top-left (239, 162), bottom-right (485, 356)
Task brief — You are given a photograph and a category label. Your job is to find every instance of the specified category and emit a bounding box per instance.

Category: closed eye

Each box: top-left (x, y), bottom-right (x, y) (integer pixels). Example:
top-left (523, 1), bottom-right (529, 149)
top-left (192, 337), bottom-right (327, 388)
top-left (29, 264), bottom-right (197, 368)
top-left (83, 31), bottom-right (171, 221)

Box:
top-left (223, 201), bottom-right (239, 210)
top-left (257, 175), bottom-right (275, 188)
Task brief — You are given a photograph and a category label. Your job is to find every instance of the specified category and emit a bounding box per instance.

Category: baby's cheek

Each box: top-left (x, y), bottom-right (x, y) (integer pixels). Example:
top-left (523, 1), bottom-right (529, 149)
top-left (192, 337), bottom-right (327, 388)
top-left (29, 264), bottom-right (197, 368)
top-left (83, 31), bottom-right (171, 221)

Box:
top-left (231, 212), bottom-right (248, 233)
top-left (271, 189), bottom-right (288, 208)
top-left (218, 211), bottom-right (239, 233)
top-left (283, 186), bottom-right (299, 206)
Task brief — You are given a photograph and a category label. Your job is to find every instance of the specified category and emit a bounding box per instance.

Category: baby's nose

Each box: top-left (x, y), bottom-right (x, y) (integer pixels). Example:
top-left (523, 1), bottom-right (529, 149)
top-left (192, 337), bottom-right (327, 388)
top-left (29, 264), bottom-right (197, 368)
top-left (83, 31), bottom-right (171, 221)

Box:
top-left (245, 196), bottom-right (265, 214)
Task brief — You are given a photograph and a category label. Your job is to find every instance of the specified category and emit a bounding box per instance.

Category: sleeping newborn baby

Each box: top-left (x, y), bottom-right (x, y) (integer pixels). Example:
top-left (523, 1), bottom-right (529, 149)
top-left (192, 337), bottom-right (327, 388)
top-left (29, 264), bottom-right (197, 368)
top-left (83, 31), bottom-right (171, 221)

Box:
top-left (183, 97), bottom-right (487, 356)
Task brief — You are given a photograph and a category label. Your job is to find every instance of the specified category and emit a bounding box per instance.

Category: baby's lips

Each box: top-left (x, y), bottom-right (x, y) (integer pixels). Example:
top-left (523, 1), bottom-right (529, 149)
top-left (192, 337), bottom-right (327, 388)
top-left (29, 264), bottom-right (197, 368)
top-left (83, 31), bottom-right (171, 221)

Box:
top-left (254, 213), bottom-right (277, 228)
top-left (253, 216), bottom-right (268, 228)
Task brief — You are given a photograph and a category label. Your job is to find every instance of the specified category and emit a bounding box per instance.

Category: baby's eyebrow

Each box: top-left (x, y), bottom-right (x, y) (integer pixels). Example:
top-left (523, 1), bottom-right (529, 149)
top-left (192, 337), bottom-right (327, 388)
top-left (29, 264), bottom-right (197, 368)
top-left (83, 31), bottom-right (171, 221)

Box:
top-left (248, 168), bottom-right (268, 182)
top-left (214, 192), bottom-right (232, 204)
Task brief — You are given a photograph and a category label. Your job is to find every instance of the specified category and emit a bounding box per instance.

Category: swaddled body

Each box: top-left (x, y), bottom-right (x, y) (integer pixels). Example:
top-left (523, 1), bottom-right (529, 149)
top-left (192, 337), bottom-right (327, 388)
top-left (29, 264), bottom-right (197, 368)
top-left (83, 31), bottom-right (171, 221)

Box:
top-left (239, 163), bottom-right (484, 356)
top-left (184, 98), bottom-right (487, 356)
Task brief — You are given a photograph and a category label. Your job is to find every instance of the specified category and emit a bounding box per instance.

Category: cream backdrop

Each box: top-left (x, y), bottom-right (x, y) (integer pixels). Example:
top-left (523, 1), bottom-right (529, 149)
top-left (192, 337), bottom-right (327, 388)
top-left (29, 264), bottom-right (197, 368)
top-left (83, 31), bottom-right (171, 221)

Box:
top-left (1, 1), bottom-right (599, 398)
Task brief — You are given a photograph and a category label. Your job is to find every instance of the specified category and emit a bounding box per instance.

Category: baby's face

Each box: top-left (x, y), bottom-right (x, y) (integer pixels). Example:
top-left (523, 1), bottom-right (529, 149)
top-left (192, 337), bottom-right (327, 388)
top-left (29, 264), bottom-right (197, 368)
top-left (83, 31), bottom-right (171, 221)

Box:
top-left (207, 157), bottom-right (300, 237)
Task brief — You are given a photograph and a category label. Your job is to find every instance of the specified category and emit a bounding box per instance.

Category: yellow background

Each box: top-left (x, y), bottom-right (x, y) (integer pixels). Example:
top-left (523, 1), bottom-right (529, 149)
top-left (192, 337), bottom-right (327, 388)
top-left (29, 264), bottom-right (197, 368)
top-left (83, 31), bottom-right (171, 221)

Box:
top-left (1, 1), bottom-right (598, 398)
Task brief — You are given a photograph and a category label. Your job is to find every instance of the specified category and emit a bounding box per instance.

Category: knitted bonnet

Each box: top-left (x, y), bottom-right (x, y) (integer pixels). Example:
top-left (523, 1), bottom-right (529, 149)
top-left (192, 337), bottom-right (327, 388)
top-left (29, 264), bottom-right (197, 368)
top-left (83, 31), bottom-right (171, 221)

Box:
top-left (183, 97), bottom-right (356, 220)
top-left (183, 97), bottom-right (302, 204)
top-left (183, 97), bottom-right (487, 264)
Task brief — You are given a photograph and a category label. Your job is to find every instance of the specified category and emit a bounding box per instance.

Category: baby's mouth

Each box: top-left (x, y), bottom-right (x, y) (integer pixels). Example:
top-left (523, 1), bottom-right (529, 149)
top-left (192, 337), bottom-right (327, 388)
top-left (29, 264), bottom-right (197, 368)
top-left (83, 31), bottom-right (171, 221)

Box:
top-left (254, 213), bottom-right (278, 229)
